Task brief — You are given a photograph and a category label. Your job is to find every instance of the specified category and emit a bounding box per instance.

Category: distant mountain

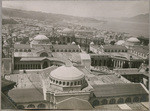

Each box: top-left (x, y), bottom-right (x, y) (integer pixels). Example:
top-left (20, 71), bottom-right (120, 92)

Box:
top-left (2, 18), bottom-right (18, 25)
top-left (121, 13), bottom-right (149, 23)
top-left (2, 7), bottom-right (101, 24)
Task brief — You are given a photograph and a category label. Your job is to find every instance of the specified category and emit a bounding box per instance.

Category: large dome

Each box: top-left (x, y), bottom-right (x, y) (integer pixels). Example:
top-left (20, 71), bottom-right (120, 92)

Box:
top-left (127, 37), bottom-right (140, 43)
top-left (50, 66), bottom-right (85, 81)
top-left (34, 35), bottom-right (49, 41)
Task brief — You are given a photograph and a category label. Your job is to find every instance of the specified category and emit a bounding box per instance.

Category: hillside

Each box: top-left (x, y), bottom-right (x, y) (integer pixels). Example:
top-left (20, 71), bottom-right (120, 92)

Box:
top-left (122, 13), bottom-right (149, 23)
top-left (2, 8), bottom-right (101, 24)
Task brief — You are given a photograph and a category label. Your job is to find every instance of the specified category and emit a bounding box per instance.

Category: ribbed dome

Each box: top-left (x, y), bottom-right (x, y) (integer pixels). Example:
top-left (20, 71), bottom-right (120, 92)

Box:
top-left (127, 37), bottom-right (140, 43)
top-left (34, 35), bottom-right (49, 41)
top-left (50, 66), bottom-right (84, 81)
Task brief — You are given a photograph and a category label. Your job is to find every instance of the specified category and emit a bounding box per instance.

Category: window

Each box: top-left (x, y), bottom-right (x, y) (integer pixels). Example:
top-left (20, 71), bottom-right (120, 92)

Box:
top-left (117, 98), bottom-right (124, 104)
top-left (17, 105), bottom-right (25, 109)
top-left (20, 49), bottom-right (22, 52)
top-left (67, 82), bottom-right (69, 86)
top-left (40, 52), bottom-right (48, 57)
top-left (28, 49), bottom-right (31, 52)
top-left (59, 81), bottom-right (62, 85)
top-left (37, 103), bottom-right (46, 109)
top-left (101, 99), bottom-right (108, 105)
top-left (27, 104), bottom-right (35, 108)
top-left (15, 49), bottom-right (18, 52)
top-left (133, 97), bottom-right (139, 102)
top-left (63, 82), bottom-right (65, 85)
top-left (125, 97), bottom-right (131, 103)
top-left (24, 49), bottom-right (27, 52)
top-left (109, 99), bottom-right (116, 104)
top-left (92, 99), bottom-right (99, 106)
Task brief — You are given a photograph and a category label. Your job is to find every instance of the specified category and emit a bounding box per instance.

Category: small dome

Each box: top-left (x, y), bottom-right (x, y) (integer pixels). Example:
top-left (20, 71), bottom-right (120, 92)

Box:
top-left (115, 40), bottom-right (125, 45)
top-left (50, 66), bottom-right (84, 81)
top-left (90, 42), bottom-right (94, 45)
top-left (62, 28), bottom-right (73, 33)
top-left (127, 37), bottom-right (140, 43)
top-left (34, 35), bottom-right (49, 41)
top-left (72, 41), bottom-right (76, 45)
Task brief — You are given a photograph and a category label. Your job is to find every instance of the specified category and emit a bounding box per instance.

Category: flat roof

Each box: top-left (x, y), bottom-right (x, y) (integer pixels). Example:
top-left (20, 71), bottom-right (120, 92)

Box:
top-left (8, 88), bottom-right (44, 103)
top-left (92, 83), bottom-right (148, 97)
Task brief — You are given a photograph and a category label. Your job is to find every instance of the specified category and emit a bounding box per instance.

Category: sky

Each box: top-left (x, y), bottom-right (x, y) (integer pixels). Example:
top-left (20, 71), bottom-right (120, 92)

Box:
top-left (2, 0), bottom-right (149, 18)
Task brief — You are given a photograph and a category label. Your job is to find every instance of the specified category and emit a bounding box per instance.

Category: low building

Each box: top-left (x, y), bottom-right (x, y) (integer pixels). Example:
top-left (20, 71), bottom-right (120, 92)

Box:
top-left (90, 83), bottom-right (149, 107)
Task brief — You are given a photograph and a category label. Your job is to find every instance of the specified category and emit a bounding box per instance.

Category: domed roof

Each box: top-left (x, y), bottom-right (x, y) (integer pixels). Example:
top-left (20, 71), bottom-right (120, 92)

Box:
top-left (127, 37), bottom-right (140, 43)
top-left (62, 28), bottom-right (73, 33)
top-left (72, 41), bottom-right (76, 45)
top-left (115, 40), bottom-right (125, 45)
top-left (34, 35), bottom-right (49, 41)
top-left (90, 42), bottom-right (94, 45)
top-left (50, 66), bottom-right (84, 81)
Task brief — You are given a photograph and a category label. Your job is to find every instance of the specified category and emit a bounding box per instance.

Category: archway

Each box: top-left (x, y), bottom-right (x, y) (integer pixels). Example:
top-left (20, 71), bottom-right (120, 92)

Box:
top-left (37, 103), bottom-right (46, 109)
top-left (117, 98), bottom-right (124, 104)
top-left (17, 105), bottom-right (25, 109)
top-left (133, 97), bottom-right (139, 102)
top-left (140, 96), bottom-right (147, 102)
top-left (125, 97), bottom-right (131, 103)
top-left (27, 104), bottom-right (35, 109)
top-left (92, 100), bottom-right (99, 106)
top-left (101, 99), bottom-right (108, 105)
top-left (43, 61), bottom-right (48, 69)
top-left (40, 52), bottom-right (48, 57)
top-left (109, 99), bottom-right (116, 104)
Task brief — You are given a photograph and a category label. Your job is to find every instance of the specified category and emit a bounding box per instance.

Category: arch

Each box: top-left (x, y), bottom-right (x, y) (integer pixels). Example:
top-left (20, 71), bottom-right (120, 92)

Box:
top-left (28, 49), bottom-right (31, 52)
top-left (43, 61), bottom-right (48, 69)
top-left (56, 80), bottom-right (58, 84)
top-left (117, 98), bottom-right (124, 104)
top-left (70, 82), bottom-right (73, 86)
top-left (40, 52), bottom-right (48, 57)
top-left (140, 95), bottom-right (147, 102)
top-left (65, 49), bottom-right (67, 52)
top-left (59, 81), bottom-right (62, 85)
top-left (73, 49), bottom-right (75, 52)
top-left (109, 99), bottom-right (116, 104)
top-left (27, 104), bottom-right (35, 108)
top-left (68, 50), bottom-right (71, 52)
top-left (92, 99), bottom-right (99, 106)
top-left (133, 97), bottom-right (139, 102)
top-left (24, 49), bottom-right (27, 52)
top-left (76, 50), bottom-right (79, 52)
top-left (63, 82), bottom-right (65, 85)
top-left (37, 103), bottom-right (46, 109)
top-left (67, 82), bottom-right (69, 86)
top-left (74, 81), bottom-right (77, 85)
top-left (17, 105), bottom-right (25, 109)
top-left (101, 99), bottom-right (108, 105)
top-left (15, 49), bottom-right (18, 52)
top-left (125, 97), bottom-right (131, 103)
top-left (20, 49), bottom-right (22, 52)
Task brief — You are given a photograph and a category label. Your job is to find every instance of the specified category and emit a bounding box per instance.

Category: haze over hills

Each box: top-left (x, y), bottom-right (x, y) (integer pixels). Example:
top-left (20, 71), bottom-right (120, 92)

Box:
top-left (120, 13), bottom-right (149, 23)
top-left (2, 7), bottom-right (102, 24)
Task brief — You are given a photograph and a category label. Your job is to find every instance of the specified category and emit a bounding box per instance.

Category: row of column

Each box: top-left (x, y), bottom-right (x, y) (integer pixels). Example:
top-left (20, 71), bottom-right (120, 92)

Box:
top-left (92, 59), bottom-right (108, 66)
top-left (113, 60), bottom-right (124, 68)
top-left (15, 64), bottom-right (41, 70)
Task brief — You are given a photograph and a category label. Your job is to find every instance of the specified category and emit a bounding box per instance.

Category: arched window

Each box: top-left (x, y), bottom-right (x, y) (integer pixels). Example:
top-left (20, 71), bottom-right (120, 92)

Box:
top-left (117, 98), bottom-right (124, 104)
top-left (28, 49), bottom-right (31, 52)
top-left (101, 99), bottom-right (108, 105)
top-left (67, 82), bottom-right (69, 86)
top-left (70, 82), bottom-right (73, 86)
top-left (63, 82), bottom-right (65, 85)
top-left (15, 49), bottom-right (18, 52)
top-left (74, 82), bottom-right (77, 85)
top-left (27, 104), bottom-right (35, 108)
top-left (37, 103), bottom-right (46, 109)
top-left (78, 81), bottom-right (80, 85)
top-left (57, 49), bottom-right (59, 52)
top-left (133, 97), bottom-right (139, 102)
top-left (76, 50), bottom-right (79, 52)
top-left (125, 97), bottom-right (131, 103)
top-left (69, 50), bottom-right (71, 52)
top-left (65, 49), bottom-right (67, 52)
top-left (140, 96), bottom-right (147, 102)
top-left (17, 105), bottom-right (25, 109)
top-left (20, 49), bottom-right (22, 52)
top-left (109, 99), bottom-right (116, 104)
top-left (73, 50), bottom-right (75, 52)
top-left (92, 99), bottom-right (99, 106)
top-left (61, 49), bottom-right (63, 52)
top-left (24, 49), bottom-right (27, 52)
top-left (56, 81), bottom-right (58, 84)
top-left (59, 81), bottom-right (62, 85)
top-left (40, 52), bottom-right (48, 57)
